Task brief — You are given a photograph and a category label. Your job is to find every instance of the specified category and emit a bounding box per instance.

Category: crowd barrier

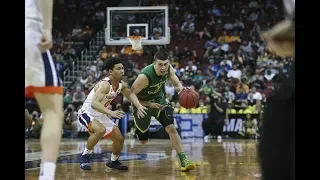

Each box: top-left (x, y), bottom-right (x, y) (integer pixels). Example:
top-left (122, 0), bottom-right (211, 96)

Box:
top-left (76, 113), bottom-right (261, 138)
top-left (26, 101), bottom-right (260, 138)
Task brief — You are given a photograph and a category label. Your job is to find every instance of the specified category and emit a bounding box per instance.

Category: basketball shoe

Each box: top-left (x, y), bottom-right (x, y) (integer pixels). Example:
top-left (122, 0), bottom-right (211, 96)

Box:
top-left (79, 154), bottom-right (91, 170)
top-left (106, 159), bottom-right (129, 170)
top-left (180, 158), bottom-right (196, 171)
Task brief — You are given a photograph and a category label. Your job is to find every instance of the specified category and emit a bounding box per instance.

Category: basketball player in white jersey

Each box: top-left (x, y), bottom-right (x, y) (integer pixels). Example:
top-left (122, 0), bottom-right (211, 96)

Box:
top-left (78, 57), bottom-right (147, 171)
top-left (25, 0), bottom-right (63, 180)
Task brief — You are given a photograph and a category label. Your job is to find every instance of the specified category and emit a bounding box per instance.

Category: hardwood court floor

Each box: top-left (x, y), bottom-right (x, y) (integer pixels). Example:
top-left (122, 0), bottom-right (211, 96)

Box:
top-left (25, 138), bottom-right (261, 180)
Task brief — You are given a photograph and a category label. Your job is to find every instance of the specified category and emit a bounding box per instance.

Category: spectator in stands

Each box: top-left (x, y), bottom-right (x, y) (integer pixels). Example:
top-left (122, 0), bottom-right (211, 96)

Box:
top-left (233, 19), bottom-right (245, 33)
top-left (238, 114), bottom-right (259, 138)
top-left (218, 31), bottom-right (232, 43)
top-left (197, 27), bottom-right (212, 40)
top-left (108, 46), bottom-right (119, 58)
top-left (199, 80), bottom-right (215, 96)
top-left (84, 75), bottom-right (95, 90)
top-left (80, 71), bottom-right (89, 87)
top-left (63, 90), bottom-right (73, 104)
top-left (71, 25), bottom-right (83, 40)
top-left (72, 86), bottom-right (86, 109)
top-left (204, 37), bottom-right (219, 49)
top-left (224, 87), bottom-right (235, 104)
top-left (55, 55), bottom-right (65, 76)
top-left (236, 80), bottom-right (249, 94)
top-left (26, 111), bottom-right (42, 139)
top-left (180, 18), bottom-right (195, 40)
top-left (230, 31), bottom-right (241, 43)
top-left (165, 81), bottom-right (175, 97)
top-left (227, 65), bottom-right (242, 80)
top-left (191, 100), bottom-right (209, 114)
top-left (220, 55), bottom-right (233, 70)
top-left (63, 105), bottom-right (78, 138)
top-left (249, 86), bottom-right (262, 101)
top-left (223, 20), bottom-right (234, 31)
top-left (192, 70), bottom-right (205, 88)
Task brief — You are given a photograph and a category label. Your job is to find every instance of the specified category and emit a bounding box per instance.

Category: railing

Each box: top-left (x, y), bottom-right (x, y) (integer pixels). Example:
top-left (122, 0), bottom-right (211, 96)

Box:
top-left (63, 25), bottom-right (107, 89)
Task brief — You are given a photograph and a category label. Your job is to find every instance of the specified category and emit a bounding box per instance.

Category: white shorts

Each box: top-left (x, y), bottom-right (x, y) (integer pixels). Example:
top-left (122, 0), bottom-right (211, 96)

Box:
top-left (78, 109), bottom-right (116, 138)
top-left (25, 18), bottom-right (63, 97)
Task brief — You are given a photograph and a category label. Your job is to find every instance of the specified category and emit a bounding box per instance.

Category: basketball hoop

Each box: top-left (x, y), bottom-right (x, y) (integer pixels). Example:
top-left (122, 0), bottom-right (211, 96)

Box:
top-left (128, 36), bottom-right (143, 51)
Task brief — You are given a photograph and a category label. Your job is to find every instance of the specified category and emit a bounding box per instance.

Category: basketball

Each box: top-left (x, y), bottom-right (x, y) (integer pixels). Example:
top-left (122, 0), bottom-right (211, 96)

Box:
top-left (179, 89), bottom-right (199, 109)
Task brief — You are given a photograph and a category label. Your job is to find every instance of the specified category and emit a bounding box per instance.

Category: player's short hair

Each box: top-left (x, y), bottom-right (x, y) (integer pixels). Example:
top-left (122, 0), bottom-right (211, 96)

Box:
top-left (103, 57), bottom-right (123, 71)
top-left (154, 48), bottom-right (169, 61)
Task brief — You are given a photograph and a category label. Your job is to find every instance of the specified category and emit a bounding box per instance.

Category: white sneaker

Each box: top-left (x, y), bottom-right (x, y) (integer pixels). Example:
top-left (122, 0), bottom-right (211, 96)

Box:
top-left (204, 135), bottom-right (213, 140)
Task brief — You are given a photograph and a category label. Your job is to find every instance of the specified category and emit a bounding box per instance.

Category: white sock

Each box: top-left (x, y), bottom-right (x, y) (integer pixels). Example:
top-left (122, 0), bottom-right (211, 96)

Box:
top-left (111, 153), bottom-right (119, 161)
top-left (39, 176), bottom-right (54, 180)
top-left (39, 162), bottom-right (56, 179)
top-left (82, 148), bottom-right (92, 155)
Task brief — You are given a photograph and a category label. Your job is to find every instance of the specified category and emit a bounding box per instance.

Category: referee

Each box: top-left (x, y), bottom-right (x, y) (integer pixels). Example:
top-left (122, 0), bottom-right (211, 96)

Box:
top-left (258, 0), bottom-right (295, 180)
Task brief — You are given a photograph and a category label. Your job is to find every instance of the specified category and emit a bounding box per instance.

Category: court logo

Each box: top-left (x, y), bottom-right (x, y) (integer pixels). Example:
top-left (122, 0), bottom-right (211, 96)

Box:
top-left (25, 151), bottom-right (168, 169)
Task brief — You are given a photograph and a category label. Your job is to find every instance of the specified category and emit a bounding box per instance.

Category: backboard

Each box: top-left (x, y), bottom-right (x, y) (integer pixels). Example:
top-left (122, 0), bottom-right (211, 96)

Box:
top-left (105, 6), bottom-right (170, 46)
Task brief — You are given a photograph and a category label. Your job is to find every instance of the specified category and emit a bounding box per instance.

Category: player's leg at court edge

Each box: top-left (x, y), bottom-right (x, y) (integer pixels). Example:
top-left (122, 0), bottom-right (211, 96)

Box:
top-left (106, 126), bottom-right (128, 170)
top-left (160, 107), bottom-right (196, 171)
top-left (80, 119), bottom-right (106, 170)
top-left (34, 92), bottom-right (63, 180)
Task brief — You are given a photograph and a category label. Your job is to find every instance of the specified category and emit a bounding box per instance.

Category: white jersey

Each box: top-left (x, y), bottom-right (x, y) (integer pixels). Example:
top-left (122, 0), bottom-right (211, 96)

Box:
top-left (82, 77), bottom-right (123, 117)
top-left (25, 0), bottom-right (63, 95)
top-left (25, 0), bottom-right (42, 21)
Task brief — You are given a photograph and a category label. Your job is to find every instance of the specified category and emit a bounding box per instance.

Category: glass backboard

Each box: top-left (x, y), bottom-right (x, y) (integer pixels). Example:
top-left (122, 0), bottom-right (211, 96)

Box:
top-left (105, 6), bottom-right (170, 46)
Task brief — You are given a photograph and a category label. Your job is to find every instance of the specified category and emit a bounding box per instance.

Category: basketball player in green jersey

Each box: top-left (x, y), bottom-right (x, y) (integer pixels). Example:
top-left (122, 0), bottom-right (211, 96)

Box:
top-left (130, 49), bottom-right (196, 171)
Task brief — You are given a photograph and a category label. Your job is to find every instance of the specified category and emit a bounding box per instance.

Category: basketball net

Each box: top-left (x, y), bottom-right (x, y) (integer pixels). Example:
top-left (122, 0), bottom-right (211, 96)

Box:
top-left (128, 36), bottom-right (143, 51)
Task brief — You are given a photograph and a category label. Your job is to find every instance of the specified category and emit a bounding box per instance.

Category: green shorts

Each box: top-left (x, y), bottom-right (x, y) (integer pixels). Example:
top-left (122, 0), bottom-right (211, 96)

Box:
top-left (132, 98), bottom-right (173, 141)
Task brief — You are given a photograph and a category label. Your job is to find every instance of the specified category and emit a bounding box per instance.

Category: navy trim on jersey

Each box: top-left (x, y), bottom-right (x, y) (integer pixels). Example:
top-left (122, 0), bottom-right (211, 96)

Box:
top-left (41, 51), bottom-right (62, 86)
top-left (79, 113), bottom-right (91, 129)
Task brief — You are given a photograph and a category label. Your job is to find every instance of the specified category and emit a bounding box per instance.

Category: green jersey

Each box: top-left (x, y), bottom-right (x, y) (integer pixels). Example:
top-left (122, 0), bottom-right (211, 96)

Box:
top-left (132, 64), bottom-right (172, 133)
top-left (137, 64), bottom-right (170, 102)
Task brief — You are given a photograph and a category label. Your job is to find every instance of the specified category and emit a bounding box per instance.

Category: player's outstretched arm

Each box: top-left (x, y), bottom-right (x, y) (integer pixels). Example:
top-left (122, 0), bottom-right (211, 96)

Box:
top-left (91, 82), bottom-right (113, 115)
top-left (121, 82), bottom-right (148, 119)
top-left (168, 65), bottom-right (184, 94)
top-left (39, 0), bottom-right (54, 30)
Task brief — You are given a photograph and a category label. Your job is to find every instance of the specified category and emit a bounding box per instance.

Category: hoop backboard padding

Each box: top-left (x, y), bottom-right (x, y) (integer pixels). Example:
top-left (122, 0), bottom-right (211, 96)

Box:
top-left (128, 36), bottom-right (143, 50)
top-left (105, 6), bottom-right (170, 46)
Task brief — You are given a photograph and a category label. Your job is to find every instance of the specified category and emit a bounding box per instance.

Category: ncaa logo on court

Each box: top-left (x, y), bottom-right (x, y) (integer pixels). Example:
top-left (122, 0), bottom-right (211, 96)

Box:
top-left (25, 151), bottom-right (168, 169)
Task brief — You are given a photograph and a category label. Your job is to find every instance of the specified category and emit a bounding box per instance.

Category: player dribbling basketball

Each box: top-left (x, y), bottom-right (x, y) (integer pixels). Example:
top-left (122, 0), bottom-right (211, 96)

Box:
top-left (130, 49), bottom-right (196, 171)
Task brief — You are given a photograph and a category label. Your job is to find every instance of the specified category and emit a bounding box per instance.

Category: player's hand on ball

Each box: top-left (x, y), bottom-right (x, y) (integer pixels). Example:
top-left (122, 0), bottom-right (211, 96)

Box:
top-left (148, 103), bottom-right (164, 110)
top-left (179, 87), bottom-right (195, 95)
top-left (38, 29), bottom-right (53, 52)
top-left (136, 105), bottom-right (148, 119)
top-left (110, 110), bottom-right (125, 119)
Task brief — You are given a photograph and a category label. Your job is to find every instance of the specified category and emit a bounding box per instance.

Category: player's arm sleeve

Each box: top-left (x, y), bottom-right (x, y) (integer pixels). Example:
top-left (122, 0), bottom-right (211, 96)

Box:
top-left (121, 81), bottom-right (143, 108)
top-left (168, 65), bottom-right (183, 94)
top-left (91, 82), bottom-right (112, 115)
top-left (39, 0), bottom-right (54, 30)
